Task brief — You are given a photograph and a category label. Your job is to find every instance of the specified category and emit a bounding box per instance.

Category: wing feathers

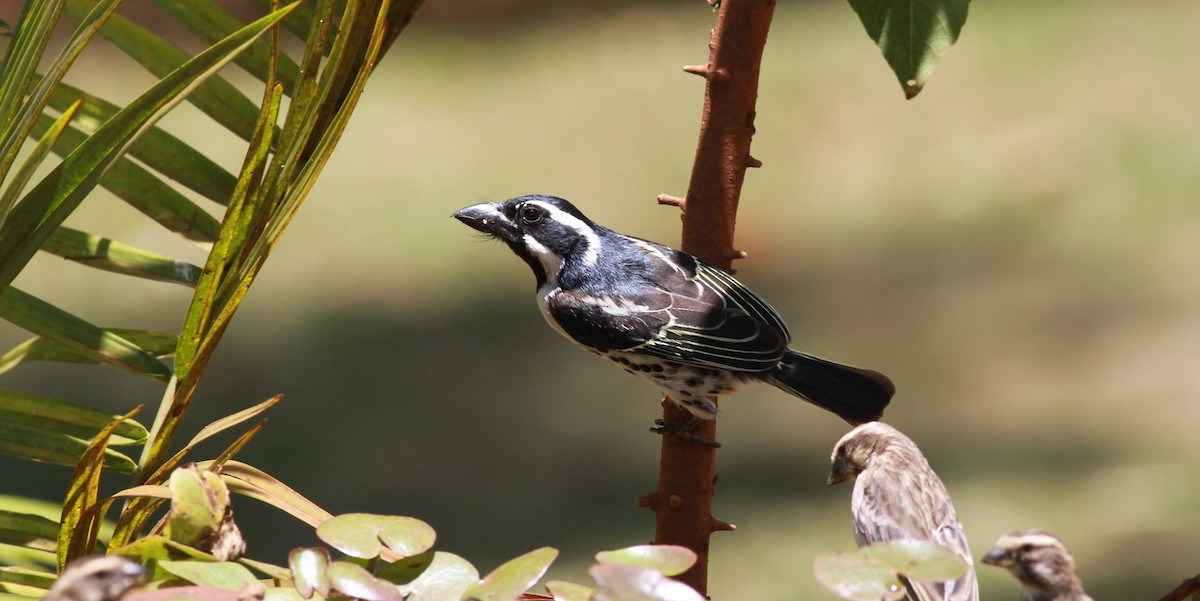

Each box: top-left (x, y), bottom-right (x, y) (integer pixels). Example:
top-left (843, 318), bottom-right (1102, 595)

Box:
top-left (544, 238), bottom-right (790, 373)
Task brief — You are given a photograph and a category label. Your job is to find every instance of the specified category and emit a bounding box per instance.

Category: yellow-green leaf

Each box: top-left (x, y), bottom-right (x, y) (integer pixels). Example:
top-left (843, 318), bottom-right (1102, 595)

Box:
top-left (0, 388), bottom-right (148, 443)
top-left (316, 514), bottom-right (436, 560)
top-left (462, 547), bottom-right (558, 601)
top-left (41, 226), bottom-right (202, 285)
top-left (57, 406), bottom-right (142, 570)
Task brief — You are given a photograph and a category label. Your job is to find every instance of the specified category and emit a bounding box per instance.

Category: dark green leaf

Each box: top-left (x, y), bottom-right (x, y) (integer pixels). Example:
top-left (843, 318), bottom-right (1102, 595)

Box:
top-left (0, 565), bottom-right (56, 590)
top-left (30, 114), bottom-right (220, 242)
top-left (0, 287), bottom-right (172, 381)
top-left (0, 510), bottom-right (59, 553)
top-left (0, 99), bottom-right (82, 231)
top-left (64, 0), bottom-right (260, 142)
top-left (0, 2), bottom-right (296, 292)
top-left (0, 421), bottom-right (137, 473)
top-left (375, 550), bottom-right (434, 586)
top-left (152, 0), bottom-right (301, 94)
top-left (0, 0), bottom-right (119, 188)
top-left (846, 0), bottom-right (971, 98)
top-left (46, 81), bottom-right (237, 207)
top-left (0, 328), bottom-right (175, 374)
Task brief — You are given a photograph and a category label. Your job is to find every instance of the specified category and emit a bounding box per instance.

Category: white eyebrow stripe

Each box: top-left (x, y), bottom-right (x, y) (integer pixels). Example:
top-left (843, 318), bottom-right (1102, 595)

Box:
top-left (527, 200), bottom-right (600, 268)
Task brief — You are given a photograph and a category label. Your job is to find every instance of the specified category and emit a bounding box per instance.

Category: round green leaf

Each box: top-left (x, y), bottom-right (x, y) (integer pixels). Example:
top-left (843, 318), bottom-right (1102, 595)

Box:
top-left (326, 560), bottom-right (403, 601)
top-left (587, 564), bottom-right (706, 601)
top-left (862, 540), bottom-right (969, 582)
top-left (165, 467), bottom-right (228, 547)
top-left (545, 580), bottom-right (593, 601)
top-left (158, 560), bottom-right (257, 591)
top-left (316, 513), bottom-right (435, 560)
top-left (594, 545), bottom-right (696, 577)
top-left (396, 552), bottom-right (478, 601)
top-left (287, 547), bottom-right (331, 598)
top-left (812, 551), bottom-right (906, 601)
top-left (462, 547), bottom-right (557, 601)
top-left (375, 550), bottom-right (435, 585)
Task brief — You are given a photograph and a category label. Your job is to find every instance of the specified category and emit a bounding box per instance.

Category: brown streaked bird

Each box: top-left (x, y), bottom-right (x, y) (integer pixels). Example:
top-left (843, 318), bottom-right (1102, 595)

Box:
top-left (44, 556), bottom-right (144, 601)
top-left (828, 421), bottom-right (979, 601)
top-left (982, 530), bottom-right (1094, 601)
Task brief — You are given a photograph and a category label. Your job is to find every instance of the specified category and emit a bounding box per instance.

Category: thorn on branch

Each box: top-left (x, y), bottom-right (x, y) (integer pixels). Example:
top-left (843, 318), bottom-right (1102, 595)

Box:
top-left (657, 194), bottom-right (685, 208)
top-left (635, 492), bottom-right (659, 510)
top-left (745, 155), bottom-right (762, 168)
top-left (681, 65), bottom-right (730, 84)
top-left (709, 516), bottom-right (736, 532)
top-left (727, 249), bottom-right (748, 261)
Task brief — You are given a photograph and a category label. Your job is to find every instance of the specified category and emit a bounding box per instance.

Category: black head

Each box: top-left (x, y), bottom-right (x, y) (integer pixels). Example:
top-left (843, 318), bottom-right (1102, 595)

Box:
top-left (453, 195), bottom-right (602, 288)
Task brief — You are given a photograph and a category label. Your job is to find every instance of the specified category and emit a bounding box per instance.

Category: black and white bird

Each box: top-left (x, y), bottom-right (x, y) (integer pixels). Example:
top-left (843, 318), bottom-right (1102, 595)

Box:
top-left (453, 195), bottom-right (893, 431)
top-left (828, 421), bottom-right (979, 601)
top-left (982, 530), bottom-right (1094, 601)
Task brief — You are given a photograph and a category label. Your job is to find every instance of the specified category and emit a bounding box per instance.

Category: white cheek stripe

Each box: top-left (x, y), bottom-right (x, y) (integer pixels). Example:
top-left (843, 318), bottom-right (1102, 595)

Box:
top-left (523, 233), bottom-right (563, 282)
top-left (528, 200), bottom-right (601, 267)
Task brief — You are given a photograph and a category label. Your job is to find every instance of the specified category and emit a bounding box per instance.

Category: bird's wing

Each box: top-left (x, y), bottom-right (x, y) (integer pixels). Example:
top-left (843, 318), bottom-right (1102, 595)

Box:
top-left (852, 466), bottom-right (979, 601)
top-left (547, 243), bottom-right (789, 372)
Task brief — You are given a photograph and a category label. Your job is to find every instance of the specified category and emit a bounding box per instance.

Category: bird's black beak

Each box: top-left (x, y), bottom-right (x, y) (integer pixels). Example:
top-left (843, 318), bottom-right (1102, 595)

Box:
top-left (981, 547), bottom-right (1012, 567)
top-left (453, 202), bottom-right (520, 243)
top-left (827, 456), bottom-right (851, 486)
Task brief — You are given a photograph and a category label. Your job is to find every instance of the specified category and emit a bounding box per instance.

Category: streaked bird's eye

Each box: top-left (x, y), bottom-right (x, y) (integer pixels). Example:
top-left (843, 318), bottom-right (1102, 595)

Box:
top-left (519, 206), bottom-right (543, 224)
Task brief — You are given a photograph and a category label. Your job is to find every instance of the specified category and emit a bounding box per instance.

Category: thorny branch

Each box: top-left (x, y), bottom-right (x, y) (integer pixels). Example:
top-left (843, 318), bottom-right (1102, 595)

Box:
top-left (637, 0), bottom-right (776, 595)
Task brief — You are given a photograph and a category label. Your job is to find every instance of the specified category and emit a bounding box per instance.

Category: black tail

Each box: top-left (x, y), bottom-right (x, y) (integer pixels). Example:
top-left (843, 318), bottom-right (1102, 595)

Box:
top-left (765, 350), bottom-right (894, 424)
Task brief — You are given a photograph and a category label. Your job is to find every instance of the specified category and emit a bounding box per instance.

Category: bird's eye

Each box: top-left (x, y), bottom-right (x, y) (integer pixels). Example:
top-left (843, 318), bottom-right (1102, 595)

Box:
top-left (1018, 544), bottom-right (1034, 553)
top-left (519, 206), bottom-right (543, 224)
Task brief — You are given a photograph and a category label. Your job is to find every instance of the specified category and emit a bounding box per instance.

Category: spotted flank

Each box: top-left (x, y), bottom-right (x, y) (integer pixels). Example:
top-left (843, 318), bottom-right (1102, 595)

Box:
top-left (603, 350), bottom-right (742, 419)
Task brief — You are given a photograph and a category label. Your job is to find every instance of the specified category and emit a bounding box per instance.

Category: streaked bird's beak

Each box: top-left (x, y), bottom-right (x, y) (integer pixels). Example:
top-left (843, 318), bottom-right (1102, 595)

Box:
top-left (981, 547), bottom-right (1012, 567)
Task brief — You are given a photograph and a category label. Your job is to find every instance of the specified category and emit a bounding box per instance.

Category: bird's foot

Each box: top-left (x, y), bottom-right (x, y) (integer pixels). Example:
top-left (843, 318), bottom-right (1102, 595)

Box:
top-left (651, 417), bottom-right (721, 448)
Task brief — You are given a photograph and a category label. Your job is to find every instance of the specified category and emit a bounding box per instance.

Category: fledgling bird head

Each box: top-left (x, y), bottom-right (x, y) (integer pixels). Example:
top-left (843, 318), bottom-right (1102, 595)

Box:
top-left (826, 420), bottom-right (901, 486)
top-left (982, 530), bottom-right (1092, 601)
top-left (453, 195), bottom-right (602, 289)
top-left (44, 555), bottom-right (144, 601)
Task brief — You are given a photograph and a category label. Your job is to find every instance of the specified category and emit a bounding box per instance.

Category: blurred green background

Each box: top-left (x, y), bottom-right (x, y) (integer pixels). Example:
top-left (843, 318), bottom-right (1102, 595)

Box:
top-left (3, 0), bottom-right (1200, 598)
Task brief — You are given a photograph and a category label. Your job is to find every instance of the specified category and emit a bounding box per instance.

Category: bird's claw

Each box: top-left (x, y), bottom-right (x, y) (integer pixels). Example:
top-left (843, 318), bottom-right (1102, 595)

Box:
top-left (651, 418), bottom-right (721, 448)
